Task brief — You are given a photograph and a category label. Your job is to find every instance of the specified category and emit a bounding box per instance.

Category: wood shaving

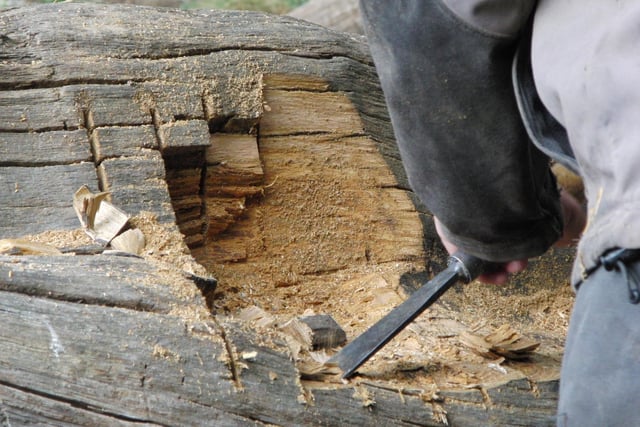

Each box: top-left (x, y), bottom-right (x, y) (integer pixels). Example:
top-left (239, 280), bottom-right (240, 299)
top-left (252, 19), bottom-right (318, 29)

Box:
top-left (0, 238), bottom-right (62, 256)
top-left (459, 324), bottom-right (540, 360)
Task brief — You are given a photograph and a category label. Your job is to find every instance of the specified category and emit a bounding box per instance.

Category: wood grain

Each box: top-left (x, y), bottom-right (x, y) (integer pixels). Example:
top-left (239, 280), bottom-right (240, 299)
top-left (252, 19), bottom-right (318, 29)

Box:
top-left (0, 4), bottom-right (566, 425)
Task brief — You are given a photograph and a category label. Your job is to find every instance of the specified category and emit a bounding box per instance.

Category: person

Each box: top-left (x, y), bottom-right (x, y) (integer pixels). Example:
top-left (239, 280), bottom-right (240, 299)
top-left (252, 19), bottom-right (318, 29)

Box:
top-left (359, 1), bottom-right (640, 426)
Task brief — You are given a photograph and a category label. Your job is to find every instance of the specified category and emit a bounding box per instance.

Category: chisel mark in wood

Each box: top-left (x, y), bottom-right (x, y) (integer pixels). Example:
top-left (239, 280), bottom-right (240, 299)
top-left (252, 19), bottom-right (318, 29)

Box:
top-left (206, 320), bottom-right (243, 390)
top-left (528, 378), bottom-right (540, 398)
top-left (150, 107), bottom-right (162, 137)
top-left (478, 386), bottom-right (492, 408)
top-left (42, 317), bottom-right (65, 359)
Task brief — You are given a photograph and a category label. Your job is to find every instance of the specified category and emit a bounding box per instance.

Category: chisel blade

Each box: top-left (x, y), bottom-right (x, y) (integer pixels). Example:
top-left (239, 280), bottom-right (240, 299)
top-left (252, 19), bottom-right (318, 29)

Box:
top-left (328, 252), bottom-right (485, 379)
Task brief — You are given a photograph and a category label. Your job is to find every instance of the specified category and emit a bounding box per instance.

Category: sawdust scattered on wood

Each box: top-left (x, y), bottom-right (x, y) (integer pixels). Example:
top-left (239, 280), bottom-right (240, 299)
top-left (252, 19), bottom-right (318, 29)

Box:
top-left (18, 211), bottom-right (212, 325)
top-left (9, 76), bottom-right (576, 397)
top-left (187, 80), bottom-right (576, 393)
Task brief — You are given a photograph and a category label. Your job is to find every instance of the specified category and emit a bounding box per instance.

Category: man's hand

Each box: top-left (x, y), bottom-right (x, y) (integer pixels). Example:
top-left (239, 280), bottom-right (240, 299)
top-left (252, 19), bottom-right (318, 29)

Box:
top-left (554, 189), bottom-right (587, 248)
top-left (435, 189), bottom-right (586, 284)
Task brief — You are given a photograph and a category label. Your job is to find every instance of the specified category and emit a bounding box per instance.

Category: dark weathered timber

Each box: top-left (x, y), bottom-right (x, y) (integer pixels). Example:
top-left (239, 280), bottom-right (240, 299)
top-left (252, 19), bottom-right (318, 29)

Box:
top-left (158, 119), bottom-right (210, 153)
top-left (92, 125), bottom-right (158, 161)
top-left (0, 163), bottom-right (99, 237)
top-left (67, 84), bottom-right (155, 129)
top-left (139, 82), bottom-right (207, 123)
top-left (0, 286), bottom-right (238, 426)
top-left (0, 130), bottom-right (92, 166)
top-left (97, 151), bottom-right (176, 223)
top-left (300, 314), bottom-right (347, 349)
top-left (0, 385), bottom-right (160, 427)
top-left (0, 88), bottom-right (82, 132)
top-left (0, 4), bottom-right (565, 426)
top-left (0, 255), bottom-right (197, 313)
top-left (0, 3), bottom-right (404, 185)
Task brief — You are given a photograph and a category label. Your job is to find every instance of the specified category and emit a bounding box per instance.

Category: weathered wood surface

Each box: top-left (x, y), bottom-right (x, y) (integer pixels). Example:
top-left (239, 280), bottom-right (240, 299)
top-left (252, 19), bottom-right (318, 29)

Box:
top-left (0, 255), bottom-right (199, 312)
top-left (0, 163), bottom-right (100, 236)
top-left (0, 254), bottom-right (559, 426)
top-left (0, 4), bottom-right (565, 426)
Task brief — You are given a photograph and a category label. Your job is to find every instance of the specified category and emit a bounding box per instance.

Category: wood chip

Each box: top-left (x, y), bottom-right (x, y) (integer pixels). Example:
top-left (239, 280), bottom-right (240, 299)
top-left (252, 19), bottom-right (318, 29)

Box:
top-left (110, 228), bottom-right (146, 255)
top-left (459, 324), bottom-right (540, 360)
top-left (73, 185), bottom-right (129, 244)
top-left (0, 238), bottom-right (62, 255)
top-left (279, 318), bottom-right (313, 350)
top-left (241, 351), bottom-right (258, 361)
top-left (298, 357), bottom-right (342, 380)
top-left (237, 305), bottom-right (277, 329)
top-left (299, 314), bottom-right (347, 350)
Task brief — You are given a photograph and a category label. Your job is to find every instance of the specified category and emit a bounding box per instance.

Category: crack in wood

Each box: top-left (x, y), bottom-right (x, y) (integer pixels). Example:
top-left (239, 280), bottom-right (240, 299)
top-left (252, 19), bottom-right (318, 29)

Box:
top-left (0, 286), bottom-right (160, 316)
top-left (527, 378), bottom-right (540, 398)
top-left (207, 318), bottom-right (243, 391)
top-left (0, 379), bottom-right (166, 426)
top-left (399, 419), bottom-right (441, 427)
top-left (262, 130), bottom-right (368, 139)
top-left (474, 385), bottom-right (493, 409)
top-left (0, 159), bottom-right (91, 168)
top-left (118, 45), bottom-right (371, 67)
top-left (0, 124), bottom-right (75, 133)
top-left (0, 78), bottom-right (149, 92)
top-left (0, 45), bottom-right (371, 93)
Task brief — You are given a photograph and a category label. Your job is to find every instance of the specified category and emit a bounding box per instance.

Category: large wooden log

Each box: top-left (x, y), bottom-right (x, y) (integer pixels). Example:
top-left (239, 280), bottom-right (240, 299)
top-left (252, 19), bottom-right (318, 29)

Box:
top-left (0, 4), bottom-right (574, 425)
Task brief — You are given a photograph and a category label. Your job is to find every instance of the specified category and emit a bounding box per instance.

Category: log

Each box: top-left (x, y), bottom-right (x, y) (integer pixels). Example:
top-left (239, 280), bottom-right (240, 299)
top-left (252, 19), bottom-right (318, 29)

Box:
top-left (0, 4), bottom-right (574, 425)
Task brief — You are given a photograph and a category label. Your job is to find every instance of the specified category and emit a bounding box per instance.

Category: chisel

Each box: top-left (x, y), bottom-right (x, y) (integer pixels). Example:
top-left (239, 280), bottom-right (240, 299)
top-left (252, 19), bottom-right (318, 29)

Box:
top-left (328, 251), bottom-right (486, 378)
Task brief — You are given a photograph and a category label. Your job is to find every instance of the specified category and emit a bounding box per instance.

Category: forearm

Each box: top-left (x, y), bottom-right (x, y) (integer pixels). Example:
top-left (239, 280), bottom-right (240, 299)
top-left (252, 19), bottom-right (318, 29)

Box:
top-left (360, 0), bottom-right (562, 262)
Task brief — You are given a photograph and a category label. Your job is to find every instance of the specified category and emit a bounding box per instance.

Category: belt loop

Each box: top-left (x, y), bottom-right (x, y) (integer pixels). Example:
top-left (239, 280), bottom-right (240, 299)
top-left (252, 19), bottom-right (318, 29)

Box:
top-left (599, 248), bottom-right (640, 304)
top-left (576, 248), bottom-right (640, 304)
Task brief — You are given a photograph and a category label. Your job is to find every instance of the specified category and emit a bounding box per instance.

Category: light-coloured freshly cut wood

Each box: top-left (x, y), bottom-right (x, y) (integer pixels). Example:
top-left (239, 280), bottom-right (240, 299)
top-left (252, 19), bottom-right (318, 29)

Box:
top-left (110, 228), bottom-right (145, 255)
top-left (459, 324), bottom-right (541, 360)
top-left (260, 89), bottom-right (365, 137)
top-left (238, 305), bottom-right (277, 329)
top-left (73, 185), bottom-right (130, 245)
top-left (205, 133), bottom-right (263, 196)
top-left (0, 239), bottom-right (62, 256)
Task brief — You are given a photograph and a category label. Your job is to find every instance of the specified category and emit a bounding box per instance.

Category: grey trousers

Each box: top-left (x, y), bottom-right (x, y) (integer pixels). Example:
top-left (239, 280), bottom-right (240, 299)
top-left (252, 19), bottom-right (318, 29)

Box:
top-left (558, 260), bottom-right (640, 427)
top-left (360, 1), bottom-right (640, 425)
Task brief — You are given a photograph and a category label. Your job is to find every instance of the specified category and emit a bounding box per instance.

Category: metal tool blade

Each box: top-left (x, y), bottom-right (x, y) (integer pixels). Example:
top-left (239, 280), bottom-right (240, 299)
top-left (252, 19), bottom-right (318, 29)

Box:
top-left (328, 251), bottom-right (485, 378)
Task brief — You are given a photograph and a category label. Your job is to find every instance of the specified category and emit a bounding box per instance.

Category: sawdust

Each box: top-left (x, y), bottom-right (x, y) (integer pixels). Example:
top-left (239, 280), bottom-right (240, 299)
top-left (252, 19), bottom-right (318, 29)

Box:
top-left (184, 82), bottom-right (577, 394)
top-left (23, 227), bottom-right (94, 249)
top-left (13, 78), bottom-right (576, 397)
top-left (190, 153), bottom-right (574, 395)
top-left (19, 211), bottom-right (212, 324)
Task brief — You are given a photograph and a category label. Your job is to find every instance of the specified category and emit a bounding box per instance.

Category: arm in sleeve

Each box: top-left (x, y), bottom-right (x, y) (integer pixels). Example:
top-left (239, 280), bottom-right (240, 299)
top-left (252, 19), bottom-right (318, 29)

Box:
top-left (360, 0), bottom-right (562, 262)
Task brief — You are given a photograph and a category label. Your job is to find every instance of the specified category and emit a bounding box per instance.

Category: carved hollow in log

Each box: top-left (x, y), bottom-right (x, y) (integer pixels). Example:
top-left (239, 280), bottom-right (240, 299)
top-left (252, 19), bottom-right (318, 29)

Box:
top-left (0, 4), bottom-right (576, 426)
